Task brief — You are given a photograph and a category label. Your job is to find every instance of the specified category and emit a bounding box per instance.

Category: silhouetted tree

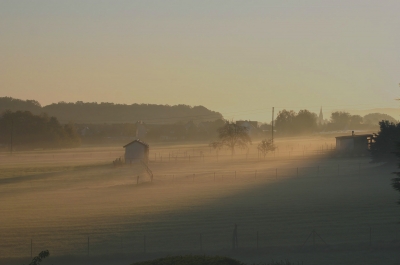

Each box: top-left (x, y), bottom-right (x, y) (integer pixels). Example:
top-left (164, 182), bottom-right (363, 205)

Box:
top-left (370, 120), bottom-right (400, 162)
top-left (350, 115), bottom-right (363, 127)
top-left (293, 110), bottom-right (318, 134)
top-left (364, 113), bottom-right (397, 125)
top-left (0, 111), bottom-right (80, 150)
top-left (0, 97), bottom-right (41, 114)
top-left (0, 97), bottom-right (223, 124)
top-left (258, 139), bottom-right (276, 159)
top-left (328, 111), bottom-right (366, 130)
top-left (216, 121), bottom-right (251, 155)
top-left (275, 109), bottom-right (317, 135)
top-left (275, 110), bottom-right (296, 135)
top-left (330, 111), bottom-right (351, 129)
top-left (209, 141), bottom-right (224, 156)
top-left (391, 142), bottom-right (400, 206)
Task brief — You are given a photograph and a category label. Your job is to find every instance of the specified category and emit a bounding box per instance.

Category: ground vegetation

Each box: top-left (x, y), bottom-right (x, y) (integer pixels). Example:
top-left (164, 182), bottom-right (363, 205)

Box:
top-left (29, 250), bottom-right (49, 265)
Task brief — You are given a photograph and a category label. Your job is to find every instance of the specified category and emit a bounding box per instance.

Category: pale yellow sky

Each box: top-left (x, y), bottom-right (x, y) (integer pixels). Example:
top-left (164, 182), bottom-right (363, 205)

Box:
top-left (1, 1), bottom-right (399, 122)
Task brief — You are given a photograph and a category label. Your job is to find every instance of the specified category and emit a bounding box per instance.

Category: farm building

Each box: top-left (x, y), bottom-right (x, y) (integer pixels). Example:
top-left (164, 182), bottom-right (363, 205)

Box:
top-left (335, 132), bottom-right (372, 154)
top-left (236, 120), bottom-right (260, 138)
top-left (123, 139), bottom-right (149, 163)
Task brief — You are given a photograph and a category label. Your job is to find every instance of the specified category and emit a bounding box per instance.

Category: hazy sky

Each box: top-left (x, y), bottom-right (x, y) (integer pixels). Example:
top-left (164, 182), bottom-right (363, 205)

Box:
top-left (1, 1), bottom-right (399, 122)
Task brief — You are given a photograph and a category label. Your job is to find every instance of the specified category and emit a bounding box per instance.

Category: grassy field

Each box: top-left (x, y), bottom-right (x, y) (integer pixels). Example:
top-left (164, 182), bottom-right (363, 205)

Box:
top-left (1, 136), bottom-right (399, 265)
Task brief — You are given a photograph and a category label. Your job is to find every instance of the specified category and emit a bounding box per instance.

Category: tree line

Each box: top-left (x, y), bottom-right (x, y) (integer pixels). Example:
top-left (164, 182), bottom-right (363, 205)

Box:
top-left (76, 119), bottom-right (227, 144)
top-left (275, 109), bottom-right (397, 135)
top-left (0, 111), bottom-right (80, 151)
top-left (0, 97), bottom-right (222, 124)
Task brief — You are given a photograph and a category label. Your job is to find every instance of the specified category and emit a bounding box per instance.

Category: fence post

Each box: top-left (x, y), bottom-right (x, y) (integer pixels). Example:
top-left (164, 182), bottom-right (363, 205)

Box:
top-left (200, 233), bottom-right (203, 251)
top-left (369, 226), bottom-right (372, 247)
top-left (312, 230), bottom-right (315, 246)
top-left (232, 224), bottom-right (238, 251)
top-left (256, 231), bottom-right (259, 250)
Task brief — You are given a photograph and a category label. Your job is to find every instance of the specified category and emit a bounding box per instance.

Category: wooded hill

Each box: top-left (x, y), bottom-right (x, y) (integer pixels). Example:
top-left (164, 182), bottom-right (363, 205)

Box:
top-left (0, 97), bottom-right (223, 124)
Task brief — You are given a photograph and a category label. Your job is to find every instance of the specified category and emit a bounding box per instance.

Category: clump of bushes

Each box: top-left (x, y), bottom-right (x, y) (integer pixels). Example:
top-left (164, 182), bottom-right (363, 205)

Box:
top-left (113, 157), bottom-right (124, 167)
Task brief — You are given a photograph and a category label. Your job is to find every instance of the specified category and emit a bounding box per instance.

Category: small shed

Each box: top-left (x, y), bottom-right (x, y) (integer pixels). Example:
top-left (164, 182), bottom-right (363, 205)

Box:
top-left (123, 139), bottom-right (149, 164)
top-left (335, 132), bottom-right (372, 154)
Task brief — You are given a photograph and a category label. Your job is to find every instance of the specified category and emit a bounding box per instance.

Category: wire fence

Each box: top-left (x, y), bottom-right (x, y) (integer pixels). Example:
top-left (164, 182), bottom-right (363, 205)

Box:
top-left (0, 142), bottom-right (356, 168)
top-left (11, 222), bottom-right (400, 259)
top-left (148, 162), bottom-right (373, 184)
top-left (0, 145), bottom-right (390, 260)
top-left (3, 162), bottom-right (396, 259)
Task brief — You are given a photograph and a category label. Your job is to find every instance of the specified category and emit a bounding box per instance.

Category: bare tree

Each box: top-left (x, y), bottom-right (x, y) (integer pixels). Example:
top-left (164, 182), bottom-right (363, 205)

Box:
top-left (209, 141), bottom-right (224, 158)
top-left (258, 139), bottom-right (276, 159)
top-left (215, 121), bottom-right (251, 155)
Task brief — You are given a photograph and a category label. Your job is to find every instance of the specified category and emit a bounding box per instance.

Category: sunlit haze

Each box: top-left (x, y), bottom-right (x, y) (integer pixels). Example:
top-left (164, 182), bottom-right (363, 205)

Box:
top-left (2, 2), bottom-right (400, 265)
top-left (1, 0), bottom-right (399, 121)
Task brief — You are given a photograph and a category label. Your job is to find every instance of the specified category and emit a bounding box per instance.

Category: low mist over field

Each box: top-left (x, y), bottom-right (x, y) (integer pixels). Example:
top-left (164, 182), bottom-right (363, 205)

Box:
top-left (1, 136), bottom-right (400, 265)
top-left (1, 1), bottom-right (400, 265)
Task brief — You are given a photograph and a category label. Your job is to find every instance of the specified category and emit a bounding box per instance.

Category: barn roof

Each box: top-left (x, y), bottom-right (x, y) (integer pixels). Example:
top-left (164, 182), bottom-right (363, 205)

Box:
top-left (335, 134), bottom-right (373, 140)
top-left (123, 139), bottom-right (149, 148)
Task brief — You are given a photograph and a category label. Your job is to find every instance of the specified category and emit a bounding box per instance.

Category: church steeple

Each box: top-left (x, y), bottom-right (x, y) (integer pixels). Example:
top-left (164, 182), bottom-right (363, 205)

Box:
top-left (318, 107), bottom-right (324, 124)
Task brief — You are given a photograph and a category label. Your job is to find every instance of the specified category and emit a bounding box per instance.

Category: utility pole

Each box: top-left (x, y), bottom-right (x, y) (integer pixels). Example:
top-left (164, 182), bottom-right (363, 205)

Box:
top-left (10, 119), bottom-right (13, 155)
top-left (271, 107), bottom-right (274, 143)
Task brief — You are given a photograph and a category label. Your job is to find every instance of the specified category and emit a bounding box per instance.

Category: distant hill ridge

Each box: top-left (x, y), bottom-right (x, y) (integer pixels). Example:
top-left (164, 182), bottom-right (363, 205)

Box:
top-left (0, 97), bottom-right (223, 124)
